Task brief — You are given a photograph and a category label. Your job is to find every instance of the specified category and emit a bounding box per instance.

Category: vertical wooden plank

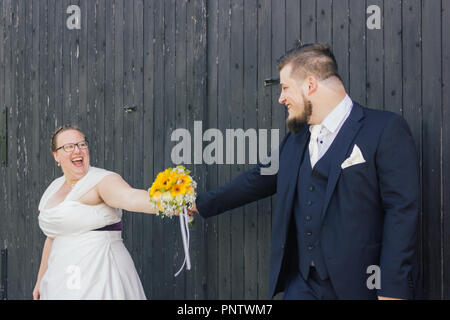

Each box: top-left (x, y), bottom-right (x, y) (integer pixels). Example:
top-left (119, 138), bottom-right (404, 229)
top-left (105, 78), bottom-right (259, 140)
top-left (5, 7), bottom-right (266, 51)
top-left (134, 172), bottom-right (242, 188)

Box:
top-left (243, 0), bottom-right (258, 299)
top-left (285, 0), bottom-right (300, 47)
top-left (132, 0), bottom-right (145, 292)
top-left (44, 0), bottom-right (56, 283)
top-left (271, 0), bottom-right (285, 138)
top-left (34, 0), bottom-right (46, 294)
top-left (46, 0), bottom-right (56, 183)
top-left (174, 0), bottom-right (187, 300)
top-left (205, 0), bottom-right (219, 300)
top-left (348, 0), bottom-right (366, 104)
top-left (3, 0), bottom-right (10, 293)
top-left (118, 1), bottom-right (131, 257)
top-left (113, 0), bottom-right (124, 177)
top-left (40, 0), bottom-right (50, 192)
top-left (53, 0), bottom-right (63, 145)
top-left (62, 0), bottom-right (71, 124)
top-left (229, 0), bottom-right (244, 300)
top-left (31, 0), bottom-right (39, 297)
top-left (384, 0), bottom-right (402, 115)
top-left (442, 1), bottom-right (450, 299)
top-left (23, 0), bottom-right (31, 295)
top-left (316, 0), bottom-right (332, 46)
top-left (185, 0), bottom-right (195, 299)
top-left (104, 0), bottom-right (115, 172)
top-left (442, 0), bottom-right (450, 300)
top-left (96, 0), bottom-right (106, 169)
top-left (20, 0), bottom-right (29, 296)
top-left (78, 0), bottom-right (88, 146)
top-left (45, 0), bottom-right (60, 218)
top-left (15, 0), bottom-right (26, 298)
top-left (1, 4), bottom-right (7, 269)
top-left (25, 3), bottom-right (40, 293)
top-left (7, 0), bottom-right (19, 297)
top-left (187, 0), bottom-right (208, 300)
top-left (121, 0), bottom-right (134, 272)
top-left (217, 0), bottom-right (232, 300)
top-left (88, 0), bottom-right (101, 218)
top-left (151, 0), bottom-right (165, 299)
top-left (161, 0), bottom-right (176, 299)
top-left (366, 0), bottom-right (384, 110)
top-left (141, 0), bottom-right (154, 299)
top-left (198, 0), bottom-right (208, 300)
top-left (86, 0), bottom-right (97, 166)
top-left (332, 0), bottom-right (349, 90)
top-left (422, 0), bottom-right (442, 299)
top-left (301, 0), bottom-right (316, 43)
top-left (0, 0), bottom-right (5, 255)
top-left (34, 0), bottom-right (47, 292)
top-left (9, 0), bottom-right (20, 298)
top-left (3, 0), bottom-right (13, 296)
top-left (270, 0), bottom-right (285, 300)
top-left (257, 0), bottom-right (272, 299)
top-left (70, 0), bottom-right (79, 125)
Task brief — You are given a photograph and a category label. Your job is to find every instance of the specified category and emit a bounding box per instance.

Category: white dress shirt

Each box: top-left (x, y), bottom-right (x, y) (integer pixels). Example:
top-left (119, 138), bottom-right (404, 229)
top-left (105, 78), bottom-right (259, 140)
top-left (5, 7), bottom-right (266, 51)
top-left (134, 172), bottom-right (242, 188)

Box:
top-left (309, 94), bottom-right (353, 164)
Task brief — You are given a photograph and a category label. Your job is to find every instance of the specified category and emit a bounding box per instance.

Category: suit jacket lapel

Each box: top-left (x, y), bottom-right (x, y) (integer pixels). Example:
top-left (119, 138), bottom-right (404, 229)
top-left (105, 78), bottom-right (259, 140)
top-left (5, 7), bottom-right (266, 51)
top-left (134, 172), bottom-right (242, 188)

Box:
top-left (320, 103), bottom-right (365, 223)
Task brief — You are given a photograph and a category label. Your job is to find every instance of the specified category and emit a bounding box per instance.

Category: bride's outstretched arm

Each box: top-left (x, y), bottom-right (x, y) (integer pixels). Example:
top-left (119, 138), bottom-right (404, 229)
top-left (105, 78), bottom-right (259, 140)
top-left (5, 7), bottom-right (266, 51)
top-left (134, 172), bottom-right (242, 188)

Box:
top-left (96, 173), bottom-right (158, 214)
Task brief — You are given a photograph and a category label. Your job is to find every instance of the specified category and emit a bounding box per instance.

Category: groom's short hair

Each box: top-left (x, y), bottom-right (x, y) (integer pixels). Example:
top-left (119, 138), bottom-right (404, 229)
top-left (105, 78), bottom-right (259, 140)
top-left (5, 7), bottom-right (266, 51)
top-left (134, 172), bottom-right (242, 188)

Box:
top-left (277, 42), bottom-right (342, 83)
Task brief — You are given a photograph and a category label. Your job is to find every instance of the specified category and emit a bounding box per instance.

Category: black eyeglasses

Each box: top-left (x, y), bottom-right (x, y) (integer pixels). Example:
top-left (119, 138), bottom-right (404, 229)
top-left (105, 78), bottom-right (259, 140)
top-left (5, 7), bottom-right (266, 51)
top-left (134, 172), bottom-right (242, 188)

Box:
top-left (55, 140), bottom-right (89, 153)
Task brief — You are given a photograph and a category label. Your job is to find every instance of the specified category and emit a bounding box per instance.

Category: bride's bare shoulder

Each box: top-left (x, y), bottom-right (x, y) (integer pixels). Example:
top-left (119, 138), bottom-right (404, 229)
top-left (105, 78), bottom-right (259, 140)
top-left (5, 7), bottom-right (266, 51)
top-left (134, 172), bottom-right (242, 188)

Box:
top-left (96, 172), bottom-right (131, 191)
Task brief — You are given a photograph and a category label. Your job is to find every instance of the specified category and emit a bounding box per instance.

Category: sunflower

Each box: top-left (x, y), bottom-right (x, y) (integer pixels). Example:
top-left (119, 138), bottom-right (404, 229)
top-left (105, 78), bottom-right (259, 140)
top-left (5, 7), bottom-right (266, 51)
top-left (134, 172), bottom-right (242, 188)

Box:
top-left (177, 174), bottom-right (191, 188)
top-left (157, 171), bottom-right (173, 190)
top-left (171, 183), bottom-right (187, 197)
top-left (152, 173), bottom-right (165, 189)
top-left (149, 182), bottom-right (160, 196)
top-left (168, 170), bottom-right (180, 186)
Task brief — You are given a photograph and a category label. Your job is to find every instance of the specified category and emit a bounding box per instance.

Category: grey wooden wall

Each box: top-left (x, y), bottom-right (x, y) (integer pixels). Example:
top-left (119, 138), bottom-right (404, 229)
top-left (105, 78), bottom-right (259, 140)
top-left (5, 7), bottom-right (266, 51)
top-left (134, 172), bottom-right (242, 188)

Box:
top-left (0, 0), bottom-right (449, 300)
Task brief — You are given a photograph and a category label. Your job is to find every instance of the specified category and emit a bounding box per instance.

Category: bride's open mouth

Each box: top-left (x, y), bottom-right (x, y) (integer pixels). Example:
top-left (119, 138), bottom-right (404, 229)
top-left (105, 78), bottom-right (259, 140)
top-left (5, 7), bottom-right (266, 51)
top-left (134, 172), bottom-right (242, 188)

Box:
top-left (71, 157), bottom-right (84, 167)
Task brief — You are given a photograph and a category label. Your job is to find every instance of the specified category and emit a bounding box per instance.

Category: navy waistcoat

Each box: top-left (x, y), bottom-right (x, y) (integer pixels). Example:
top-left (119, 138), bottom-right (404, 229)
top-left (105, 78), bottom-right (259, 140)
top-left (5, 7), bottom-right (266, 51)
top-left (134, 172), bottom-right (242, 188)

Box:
top-left (293, 138), bottom-right (336, 281)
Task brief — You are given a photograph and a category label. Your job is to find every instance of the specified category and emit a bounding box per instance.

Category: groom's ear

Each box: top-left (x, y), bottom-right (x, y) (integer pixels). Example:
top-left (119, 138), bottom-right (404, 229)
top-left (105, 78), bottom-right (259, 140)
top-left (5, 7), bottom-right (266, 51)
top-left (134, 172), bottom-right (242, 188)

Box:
top-left (305, 76), bottom-right (319, 95)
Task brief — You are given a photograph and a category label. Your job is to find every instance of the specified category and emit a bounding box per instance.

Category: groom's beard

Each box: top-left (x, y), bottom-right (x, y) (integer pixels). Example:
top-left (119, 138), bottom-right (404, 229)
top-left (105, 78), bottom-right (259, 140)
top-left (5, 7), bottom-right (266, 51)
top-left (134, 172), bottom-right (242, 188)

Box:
top-left (286, 99), bottom-right (313, 134)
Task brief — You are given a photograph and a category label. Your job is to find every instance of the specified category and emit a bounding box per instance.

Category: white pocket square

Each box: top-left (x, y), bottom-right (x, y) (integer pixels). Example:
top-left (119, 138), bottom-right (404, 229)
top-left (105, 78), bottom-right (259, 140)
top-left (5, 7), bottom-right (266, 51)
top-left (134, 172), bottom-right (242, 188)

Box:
top-left (341, 144), bottom-right (366, 169)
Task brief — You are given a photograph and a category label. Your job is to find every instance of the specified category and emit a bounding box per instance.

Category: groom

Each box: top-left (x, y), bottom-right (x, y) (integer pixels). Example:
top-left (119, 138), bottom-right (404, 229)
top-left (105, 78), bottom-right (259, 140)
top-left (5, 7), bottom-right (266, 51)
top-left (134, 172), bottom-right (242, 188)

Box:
top-left (191, 43), bottom-right (421, 300)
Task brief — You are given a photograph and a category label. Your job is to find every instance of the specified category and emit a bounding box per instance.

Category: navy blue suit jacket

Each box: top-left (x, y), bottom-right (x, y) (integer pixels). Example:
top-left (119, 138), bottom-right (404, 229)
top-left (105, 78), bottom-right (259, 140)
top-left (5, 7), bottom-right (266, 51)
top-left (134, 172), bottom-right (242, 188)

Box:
top-left (196, 102), bottom-right (421, 299)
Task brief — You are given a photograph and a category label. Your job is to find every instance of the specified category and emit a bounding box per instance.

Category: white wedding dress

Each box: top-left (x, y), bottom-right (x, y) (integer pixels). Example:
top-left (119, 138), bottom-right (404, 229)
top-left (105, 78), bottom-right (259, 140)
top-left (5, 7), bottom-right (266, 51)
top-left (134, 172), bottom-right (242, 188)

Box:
top-left (38, 166), bottom-right (146, 300)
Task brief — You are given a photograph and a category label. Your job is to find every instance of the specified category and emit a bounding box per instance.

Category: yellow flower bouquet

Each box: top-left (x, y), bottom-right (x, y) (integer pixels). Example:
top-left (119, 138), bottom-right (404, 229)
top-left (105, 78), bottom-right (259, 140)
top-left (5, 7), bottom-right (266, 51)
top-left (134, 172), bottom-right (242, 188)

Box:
top-left (148, 165), bottom-right (197, 220)
top-left (148, 165), bottom-right (196, 276)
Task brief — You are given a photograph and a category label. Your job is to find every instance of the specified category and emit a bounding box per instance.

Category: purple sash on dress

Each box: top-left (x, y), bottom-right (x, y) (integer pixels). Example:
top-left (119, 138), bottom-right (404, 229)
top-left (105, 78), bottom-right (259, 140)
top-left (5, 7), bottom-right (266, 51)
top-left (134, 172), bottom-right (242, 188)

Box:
top-left (93, 221), bottom-right (122, 231)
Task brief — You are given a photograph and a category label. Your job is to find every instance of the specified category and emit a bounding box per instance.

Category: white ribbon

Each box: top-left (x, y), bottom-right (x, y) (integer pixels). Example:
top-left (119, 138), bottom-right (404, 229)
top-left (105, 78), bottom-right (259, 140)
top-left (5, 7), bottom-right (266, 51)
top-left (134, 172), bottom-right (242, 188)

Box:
top-left (174, 207), bottom-right (191, 277)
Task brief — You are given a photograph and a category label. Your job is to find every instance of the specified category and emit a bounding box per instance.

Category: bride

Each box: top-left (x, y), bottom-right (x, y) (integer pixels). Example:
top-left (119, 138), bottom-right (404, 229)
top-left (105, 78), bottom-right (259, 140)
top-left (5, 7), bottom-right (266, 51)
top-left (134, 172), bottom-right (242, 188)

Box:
top-left (33, 125), bottom-right (159, 300)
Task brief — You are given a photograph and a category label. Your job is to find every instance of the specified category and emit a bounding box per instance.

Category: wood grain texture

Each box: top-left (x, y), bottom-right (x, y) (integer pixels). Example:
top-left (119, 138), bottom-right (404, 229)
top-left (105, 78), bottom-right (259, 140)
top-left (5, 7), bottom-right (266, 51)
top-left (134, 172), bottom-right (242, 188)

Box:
top-left (0, 0), bottom-right (448, 299)
top-left (421, 0), bottom-right (442, 300)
